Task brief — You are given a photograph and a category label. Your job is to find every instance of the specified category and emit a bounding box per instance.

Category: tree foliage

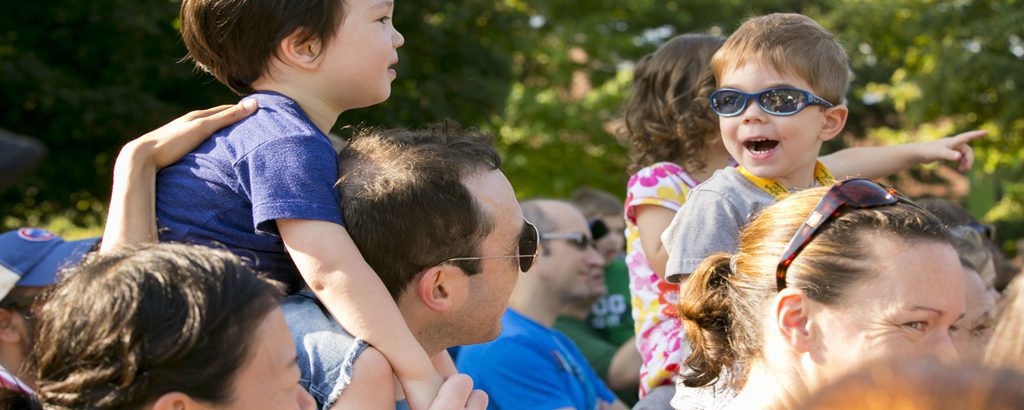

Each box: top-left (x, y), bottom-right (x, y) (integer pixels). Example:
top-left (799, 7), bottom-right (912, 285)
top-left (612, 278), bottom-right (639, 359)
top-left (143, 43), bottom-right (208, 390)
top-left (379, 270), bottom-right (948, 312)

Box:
top-left (2, 1), bottom-right (1021, 247)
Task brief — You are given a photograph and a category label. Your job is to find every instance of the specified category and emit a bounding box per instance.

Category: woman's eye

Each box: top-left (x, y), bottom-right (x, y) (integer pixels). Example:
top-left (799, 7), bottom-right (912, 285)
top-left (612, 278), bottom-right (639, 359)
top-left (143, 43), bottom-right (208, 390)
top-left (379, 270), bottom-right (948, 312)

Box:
top-left (903, 321), bottom-right (927, 331)
top-left (377, 16), bottom-right (391, 23)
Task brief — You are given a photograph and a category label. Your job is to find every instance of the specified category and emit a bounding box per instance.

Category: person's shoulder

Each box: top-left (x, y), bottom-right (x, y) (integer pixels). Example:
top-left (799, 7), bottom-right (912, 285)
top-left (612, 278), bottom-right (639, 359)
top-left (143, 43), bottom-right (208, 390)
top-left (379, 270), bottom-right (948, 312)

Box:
top-left (691, 168), bottom-right (763, 202)
top-left (223, 92), bottom-right (325, 145)
top-left (629, 162), bottom-right (698, 188)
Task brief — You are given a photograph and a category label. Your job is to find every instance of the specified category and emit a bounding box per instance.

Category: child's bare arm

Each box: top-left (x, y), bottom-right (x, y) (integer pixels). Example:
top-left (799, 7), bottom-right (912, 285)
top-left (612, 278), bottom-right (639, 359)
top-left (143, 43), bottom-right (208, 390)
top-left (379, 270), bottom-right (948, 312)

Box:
top-left (329, 347), bottom-right (398, 409)
top-left (102, 101), bottom-right (258, 251)
top-left (634, 205), bottom-right (677, 279)
top-left (821, 130), bottom-right (986, 179)
top-left (278, 219), bottom-right (442, 410)
top-left (431, 350), bottom-right (457, 377)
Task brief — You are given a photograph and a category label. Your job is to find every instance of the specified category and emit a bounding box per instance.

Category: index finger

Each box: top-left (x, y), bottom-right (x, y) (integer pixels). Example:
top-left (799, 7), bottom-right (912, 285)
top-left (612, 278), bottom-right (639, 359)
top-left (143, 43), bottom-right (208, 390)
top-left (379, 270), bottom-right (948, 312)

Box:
top-left (947, 129), bottom-right (988, 145)
top-left (180, 104), bottom-right (237, 121)
top-left (195, 100), bottom-right (259, 135)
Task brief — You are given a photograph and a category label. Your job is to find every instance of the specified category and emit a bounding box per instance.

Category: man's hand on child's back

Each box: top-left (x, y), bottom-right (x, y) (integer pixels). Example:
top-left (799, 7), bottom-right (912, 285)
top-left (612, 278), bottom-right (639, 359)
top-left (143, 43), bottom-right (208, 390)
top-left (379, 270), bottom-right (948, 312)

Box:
top-left (123, 99), bottom-right (259, 169)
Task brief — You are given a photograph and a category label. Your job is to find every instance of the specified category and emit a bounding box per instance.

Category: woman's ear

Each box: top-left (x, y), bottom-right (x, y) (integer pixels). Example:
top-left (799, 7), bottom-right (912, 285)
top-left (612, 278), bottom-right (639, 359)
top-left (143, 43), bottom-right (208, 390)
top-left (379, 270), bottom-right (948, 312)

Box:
top-left (150, 392), bottom-right (204, 410)
top-left (775, 289), bottom-right (812, 354)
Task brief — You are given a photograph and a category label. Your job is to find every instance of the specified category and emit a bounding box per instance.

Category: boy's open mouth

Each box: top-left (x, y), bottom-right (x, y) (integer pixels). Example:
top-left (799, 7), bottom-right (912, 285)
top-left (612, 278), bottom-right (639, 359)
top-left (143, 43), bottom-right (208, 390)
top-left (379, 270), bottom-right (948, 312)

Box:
top-left (743, 138), bottom-right (779, 154)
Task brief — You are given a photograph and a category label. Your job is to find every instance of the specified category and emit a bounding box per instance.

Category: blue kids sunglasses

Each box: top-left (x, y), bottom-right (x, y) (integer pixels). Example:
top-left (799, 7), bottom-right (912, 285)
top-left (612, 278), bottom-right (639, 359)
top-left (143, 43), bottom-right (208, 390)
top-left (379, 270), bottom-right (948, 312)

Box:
top-left (709, 87), bottom-right (834, 117)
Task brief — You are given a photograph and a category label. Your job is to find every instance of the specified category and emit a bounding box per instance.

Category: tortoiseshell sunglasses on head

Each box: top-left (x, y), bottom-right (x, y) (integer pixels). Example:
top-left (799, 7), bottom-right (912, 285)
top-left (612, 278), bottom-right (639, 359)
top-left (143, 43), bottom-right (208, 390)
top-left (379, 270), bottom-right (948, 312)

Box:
top-left (776, 178), bottom-right (907, 291)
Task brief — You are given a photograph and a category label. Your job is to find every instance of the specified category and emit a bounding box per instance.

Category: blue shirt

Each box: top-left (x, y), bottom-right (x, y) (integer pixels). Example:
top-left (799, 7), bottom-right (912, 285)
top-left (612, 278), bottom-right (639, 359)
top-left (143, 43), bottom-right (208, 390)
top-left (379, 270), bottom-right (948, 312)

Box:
top-left (456, 309), bottom-right (617, 410)
top-left (156, 91), bottom-right (343, 289)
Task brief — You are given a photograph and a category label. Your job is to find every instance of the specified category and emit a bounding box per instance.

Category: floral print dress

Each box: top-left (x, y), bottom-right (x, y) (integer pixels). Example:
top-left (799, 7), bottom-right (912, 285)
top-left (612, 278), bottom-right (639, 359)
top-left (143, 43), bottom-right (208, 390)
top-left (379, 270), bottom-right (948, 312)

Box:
top-left (624, 161), bottom-right (700, 396)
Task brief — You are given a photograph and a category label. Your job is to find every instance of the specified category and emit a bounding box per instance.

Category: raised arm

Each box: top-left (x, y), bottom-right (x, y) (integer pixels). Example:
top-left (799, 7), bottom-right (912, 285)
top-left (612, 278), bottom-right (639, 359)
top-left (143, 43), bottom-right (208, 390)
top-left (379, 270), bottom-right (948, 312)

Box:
top-left (101, 101), bottom-right (258, 251)
top-left (821, 130), bottom-right (986, 180)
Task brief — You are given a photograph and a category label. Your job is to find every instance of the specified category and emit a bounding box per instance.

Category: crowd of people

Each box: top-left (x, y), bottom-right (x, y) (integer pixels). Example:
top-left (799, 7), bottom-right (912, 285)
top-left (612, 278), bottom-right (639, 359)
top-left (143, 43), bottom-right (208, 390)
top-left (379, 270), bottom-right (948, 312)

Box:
top-left (1, 2), bottom-right (1021, 410)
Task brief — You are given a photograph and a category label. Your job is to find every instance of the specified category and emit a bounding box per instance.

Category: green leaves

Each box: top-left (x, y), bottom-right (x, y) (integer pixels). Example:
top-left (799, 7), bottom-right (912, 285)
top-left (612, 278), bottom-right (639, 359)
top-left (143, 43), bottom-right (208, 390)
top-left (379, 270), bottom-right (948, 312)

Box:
top-left (3, 0), bottom-right (1021, 250)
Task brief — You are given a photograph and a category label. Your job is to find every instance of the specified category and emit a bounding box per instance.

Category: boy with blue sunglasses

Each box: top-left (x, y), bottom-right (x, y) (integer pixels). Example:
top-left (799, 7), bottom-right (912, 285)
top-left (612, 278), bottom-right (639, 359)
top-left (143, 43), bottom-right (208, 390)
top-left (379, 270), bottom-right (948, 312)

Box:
top-left (664, 13), bottom-right (890, 283)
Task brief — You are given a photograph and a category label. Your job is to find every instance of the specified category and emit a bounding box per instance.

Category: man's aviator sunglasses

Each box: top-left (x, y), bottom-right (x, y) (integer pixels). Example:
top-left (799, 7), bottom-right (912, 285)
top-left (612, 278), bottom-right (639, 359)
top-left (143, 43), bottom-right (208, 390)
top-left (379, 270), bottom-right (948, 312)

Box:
top-left (776, 178), bottom-right (909, 291)
top-left (710, 87), bottom-right (834, 117)
top-left (540, 232), bottom-right (596, 251)
top-left (443, 220), bottom-right (540, 273)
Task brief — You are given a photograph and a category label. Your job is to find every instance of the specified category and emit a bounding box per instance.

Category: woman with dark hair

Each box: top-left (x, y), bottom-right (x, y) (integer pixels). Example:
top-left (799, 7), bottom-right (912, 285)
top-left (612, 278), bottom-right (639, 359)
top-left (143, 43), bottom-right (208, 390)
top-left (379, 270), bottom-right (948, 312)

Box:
top-left (30, 243), bottom-right (316, 410)
top-left (675, 180), bottom-right (964, 409)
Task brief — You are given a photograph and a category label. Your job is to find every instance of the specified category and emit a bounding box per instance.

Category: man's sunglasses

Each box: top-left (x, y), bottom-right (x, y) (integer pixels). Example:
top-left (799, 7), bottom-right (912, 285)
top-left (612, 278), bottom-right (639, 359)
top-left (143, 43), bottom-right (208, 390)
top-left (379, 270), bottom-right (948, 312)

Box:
top-left (443, 220), bottom-right (540, 273)
top-left (776, 178), bottom-right (906, 291)
top-left (0, 294), bottom-right (37, 320)
top-left (710, 87), bottom-right (834, 117)
top-left (965, 221), bottom-right (997, 242)
top-left (541, 231), bottom-right (596, 251)
top-left (588, 219), bottom-right (609, 241)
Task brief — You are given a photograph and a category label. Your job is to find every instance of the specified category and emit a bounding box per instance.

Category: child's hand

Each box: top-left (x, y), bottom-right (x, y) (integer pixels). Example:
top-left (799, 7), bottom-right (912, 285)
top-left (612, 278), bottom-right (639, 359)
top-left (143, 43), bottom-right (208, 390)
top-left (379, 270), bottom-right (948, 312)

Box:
top-left (918, 129), bottom-right (987, 172)
top-left (124, 100), bottom-right (258, 168)
top-left (428, 374), bottom-right (488, 410)
top-left (402, 374), bottom-right (446, 410)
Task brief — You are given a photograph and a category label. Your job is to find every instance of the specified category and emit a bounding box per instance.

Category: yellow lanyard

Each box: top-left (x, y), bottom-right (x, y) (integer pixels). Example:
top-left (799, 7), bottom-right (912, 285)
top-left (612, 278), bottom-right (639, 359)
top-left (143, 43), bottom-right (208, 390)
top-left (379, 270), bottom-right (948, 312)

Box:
top-left (736, 161), bottom-right (834, 199)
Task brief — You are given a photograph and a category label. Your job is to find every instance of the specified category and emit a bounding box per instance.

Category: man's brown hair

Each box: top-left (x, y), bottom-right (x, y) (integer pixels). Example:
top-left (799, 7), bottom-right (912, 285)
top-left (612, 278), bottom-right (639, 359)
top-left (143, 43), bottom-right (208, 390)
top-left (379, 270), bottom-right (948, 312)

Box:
top-left (711, 13), bottom-right (850, 105)
top-left (338, 121), bottom-right (502, 299)
top-left (179, 0), bottom-right (346, 95)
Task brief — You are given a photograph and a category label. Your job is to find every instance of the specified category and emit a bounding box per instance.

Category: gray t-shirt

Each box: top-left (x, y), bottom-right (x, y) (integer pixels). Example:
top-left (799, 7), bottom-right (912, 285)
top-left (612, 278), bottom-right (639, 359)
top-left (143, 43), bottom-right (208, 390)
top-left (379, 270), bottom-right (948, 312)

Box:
top-left (661, 167), bottom-right (775, 282)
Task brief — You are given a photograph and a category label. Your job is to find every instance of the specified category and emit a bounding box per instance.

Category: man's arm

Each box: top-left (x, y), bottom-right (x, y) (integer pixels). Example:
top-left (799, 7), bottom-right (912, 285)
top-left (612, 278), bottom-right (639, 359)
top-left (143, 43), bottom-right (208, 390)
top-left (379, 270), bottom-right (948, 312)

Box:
top-left (606, 336), bottom-right (641, 394)
top-left (101, 102), bottom-right (258, 251)
top-left (821, 130), bottom-right (985, 179)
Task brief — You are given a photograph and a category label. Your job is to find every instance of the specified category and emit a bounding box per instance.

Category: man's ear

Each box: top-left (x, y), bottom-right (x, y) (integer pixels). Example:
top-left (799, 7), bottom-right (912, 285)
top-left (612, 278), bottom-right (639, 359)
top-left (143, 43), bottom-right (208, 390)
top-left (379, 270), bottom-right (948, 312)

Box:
top-left (818, 105), bottom-right (848, 143)
top-left (775, 289), bottom-right (812, 354)
top-left (275, 28), bottom-right (324, 70)
top-left (0, 309), bottom-right (22, 344)
top-left (150, 392), bottom-right (201, 410)
top-left (415, 266), bottom-right (467, 313)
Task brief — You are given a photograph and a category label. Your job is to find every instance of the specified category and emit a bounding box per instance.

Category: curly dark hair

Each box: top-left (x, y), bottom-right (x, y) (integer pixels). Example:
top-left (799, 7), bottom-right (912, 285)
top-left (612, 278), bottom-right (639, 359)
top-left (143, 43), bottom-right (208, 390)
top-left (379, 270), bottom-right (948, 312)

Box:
top-left (31, 243), bottom-right (283, 409)
top-left (619, 34), bottom-right (725, 174)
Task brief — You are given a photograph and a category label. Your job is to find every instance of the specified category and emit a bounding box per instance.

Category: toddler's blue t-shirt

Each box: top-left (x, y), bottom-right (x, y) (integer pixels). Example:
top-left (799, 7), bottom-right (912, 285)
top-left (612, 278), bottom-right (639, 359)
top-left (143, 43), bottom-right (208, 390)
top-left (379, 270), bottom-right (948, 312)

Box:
top-left (156, 91), bottom-right (343, 289)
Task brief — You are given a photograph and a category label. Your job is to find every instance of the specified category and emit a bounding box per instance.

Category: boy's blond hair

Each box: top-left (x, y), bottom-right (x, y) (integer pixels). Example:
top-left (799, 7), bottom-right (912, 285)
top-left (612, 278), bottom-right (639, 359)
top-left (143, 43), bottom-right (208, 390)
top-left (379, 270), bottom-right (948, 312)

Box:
top-left (711, 13), bottom-right (850, 105)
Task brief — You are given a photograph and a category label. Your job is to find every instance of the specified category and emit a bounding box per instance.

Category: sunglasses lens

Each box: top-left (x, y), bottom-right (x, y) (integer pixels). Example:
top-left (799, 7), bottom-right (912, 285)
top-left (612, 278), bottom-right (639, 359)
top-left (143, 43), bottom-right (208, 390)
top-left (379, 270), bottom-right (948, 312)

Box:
top-left (518, 222), bottom-right (539, 272)
top-left (573, 236), bottom-right (592, 250)
top-left (711, 90), bottom-right (747, 116)
top-left (760, 89), bottom-right (807, 115)
top-left (838, 179), bottom-right (898, 207)
top-left (967, 222), bottom-right (996, 241)
top-left (589, 219), bottom-right (609, 241)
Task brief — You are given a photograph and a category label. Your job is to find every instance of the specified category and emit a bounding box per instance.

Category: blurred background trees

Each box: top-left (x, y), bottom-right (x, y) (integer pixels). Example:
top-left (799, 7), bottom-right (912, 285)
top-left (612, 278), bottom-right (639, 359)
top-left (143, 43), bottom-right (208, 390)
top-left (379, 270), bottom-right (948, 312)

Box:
top-left (2, 0), bottom-right (1021, 254)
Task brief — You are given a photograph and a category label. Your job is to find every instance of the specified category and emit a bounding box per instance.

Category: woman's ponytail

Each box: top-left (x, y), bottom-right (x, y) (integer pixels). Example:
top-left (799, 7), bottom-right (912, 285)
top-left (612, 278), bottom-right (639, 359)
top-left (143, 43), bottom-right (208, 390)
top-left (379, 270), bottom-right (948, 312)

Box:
top-left (677, 252), bottom-right (736, 387)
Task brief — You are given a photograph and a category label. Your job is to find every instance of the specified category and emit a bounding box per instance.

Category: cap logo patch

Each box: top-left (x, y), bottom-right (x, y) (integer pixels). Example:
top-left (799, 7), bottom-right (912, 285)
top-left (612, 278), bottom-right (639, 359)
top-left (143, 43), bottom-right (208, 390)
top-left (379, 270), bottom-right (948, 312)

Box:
top-left (17, 228), bottom-right (58, 242)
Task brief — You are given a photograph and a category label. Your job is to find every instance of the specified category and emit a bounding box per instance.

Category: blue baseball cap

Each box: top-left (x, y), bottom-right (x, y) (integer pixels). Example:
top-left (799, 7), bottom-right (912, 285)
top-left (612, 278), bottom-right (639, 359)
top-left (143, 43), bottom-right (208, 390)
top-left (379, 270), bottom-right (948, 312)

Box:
top-left (0, 228), bottom-right (99, 300)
